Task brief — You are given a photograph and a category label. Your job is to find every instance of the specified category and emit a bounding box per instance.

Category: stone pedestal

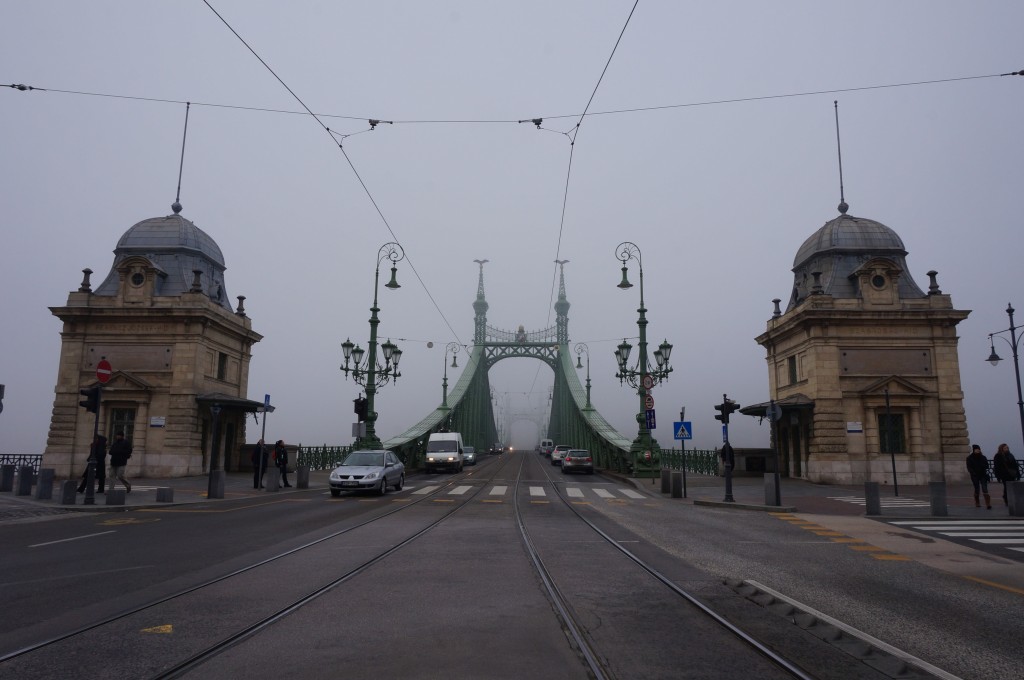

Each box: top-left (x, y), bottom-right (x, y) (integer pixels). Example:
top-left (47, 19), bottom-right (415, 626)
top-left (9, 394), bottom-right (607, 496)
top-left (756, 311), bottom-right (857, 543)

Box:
top-left (16, 466), bottom-right (33, 496)
top-left (297, 465), bottom-right (310, 489)
top-left (34, 469), bottom-right (55, 500)
top-left (0, 465), bottom-right (14, 491)
top-left (864, 481), bottom-right (881, 516)
top-left (265, 466), bottom-right (281, 491)
top-left (929, 481), bottom-right (948, 517)
top-left (670, 470), bottom-right (683, 498)
top-left (60, 480), bottom-right (78, 505)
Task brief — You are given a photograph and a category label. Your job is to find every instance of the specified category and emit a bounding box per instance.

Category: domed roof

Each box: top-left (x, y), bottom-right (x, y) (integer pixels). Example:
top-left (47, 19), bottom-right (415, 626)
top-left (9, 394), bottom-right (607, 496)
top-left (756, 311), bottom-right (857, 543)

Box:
top-left (116, 213), bottom-right (225, 265)
top-left (93, 208), bottom-right (234, 312)
top-left (793, 213), bottom-right (905, 270)
top-left (786, 209), bottom-right (925, 312)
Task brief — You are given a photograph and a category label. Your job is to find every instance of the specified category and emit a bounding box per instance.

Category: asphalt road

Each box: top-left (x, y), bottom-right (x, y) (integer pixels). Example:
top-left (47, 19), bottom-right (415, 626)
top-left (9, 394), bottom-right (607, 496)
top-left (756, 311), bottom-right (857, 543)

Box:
top-left (1, 453), bottom-right (1020, 679)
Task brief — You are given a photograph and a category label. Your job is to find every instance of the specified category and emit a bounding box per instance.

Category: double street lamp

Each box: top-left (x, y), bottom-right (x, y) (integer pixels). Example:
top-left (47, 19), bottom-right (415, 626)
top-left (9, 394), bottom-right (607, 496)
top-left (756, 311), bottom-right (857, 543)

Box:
top-left (441, 342), bottom-right (460, 409)
top-left (986, 302), bottom-right (1024, 452)
top-left (340, 242), bottom-right (405, 449)
top-left (613, 241), bottom-right (674, 473)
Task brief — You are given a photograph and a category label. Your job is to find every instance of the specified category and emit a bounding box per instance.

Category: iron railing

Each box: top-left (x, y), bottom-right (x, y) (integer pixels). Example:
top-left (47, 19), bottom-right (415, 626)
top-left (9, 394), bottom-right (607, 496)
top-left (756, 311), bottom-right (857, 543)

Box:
top-left (660, 448), bottom-right (720, 476)
top-left (0, 454), bottom-right (43, 477)
top-left (296, 445), bottom-right (351, 471)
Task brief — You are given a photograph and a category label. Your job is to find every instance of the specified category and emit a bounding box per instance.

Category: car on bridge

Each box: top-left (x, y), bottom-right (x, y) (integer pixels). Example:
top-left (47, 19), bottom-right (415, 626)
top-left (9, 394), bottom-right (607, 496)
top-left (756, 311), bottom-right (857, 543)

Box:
top-left (561, 449), bottom-right (594, 475)
top-left (539, 438), bottom-right (554, 457)
top-left (463, 446), bottom-right (477, 465)
top-left (329, 450), bottom-right (405, 496)
top-left (551, 444), bottom-right (572, 466)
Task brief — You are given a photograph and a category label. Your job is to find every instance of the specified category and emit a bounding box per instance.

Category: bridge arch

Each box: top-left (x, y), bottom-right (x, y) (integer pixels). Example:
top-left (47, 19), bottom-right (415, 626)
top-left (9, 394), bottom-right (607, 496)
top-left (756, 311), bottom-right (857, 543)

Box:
top-left (385, 261), bottom-right (632, 471)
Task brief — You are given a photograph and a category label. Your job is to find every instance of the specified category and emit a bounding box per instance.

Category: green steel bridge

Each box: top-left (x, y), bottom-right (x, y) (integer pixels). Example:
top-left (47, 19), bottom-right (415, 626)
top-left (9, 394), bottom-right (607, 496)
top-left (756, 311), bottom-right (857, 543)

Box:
top-left (298, 261), bottom-right (719, 475)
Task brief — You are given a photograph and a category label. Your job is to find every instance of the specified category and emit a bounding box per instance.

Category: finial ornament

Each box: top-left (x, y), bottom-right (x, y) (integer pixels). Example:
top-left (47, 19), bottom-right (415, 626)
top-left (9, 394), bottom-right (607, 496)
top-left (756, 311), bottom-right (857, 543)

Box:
top-left (834, 100), bottom-right (849, 215)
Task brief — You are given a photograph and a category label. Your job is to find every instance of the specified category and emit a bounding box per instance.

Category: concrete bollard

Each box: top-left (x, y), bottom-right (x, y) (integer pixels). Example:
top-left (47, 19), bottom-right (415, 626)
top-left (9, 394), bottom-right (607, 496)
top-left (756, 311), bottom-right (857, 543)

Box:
top-left (265, 466), bottom-right (281, 491)
top-left (1009, 481), bottom-right (1024, 517)
top-left (670, 470), bottom-right (683, 498)
top-left (0, 464), bottom-right (14, 491)
top-left (34, 469), bottom-right (55, 500)
top-left (661, 468), bottom-right (670, 494)
top-left (297, 465), bottom-right (310, 489)
top-left (156, 487), bottom-right (174, 503)
top-left (864, 481), bottom-right (881, 516)
top-left (764, 473), bottom-right (781, 506)
top-left (929, 481), bottom-right (948, 517)
top-left (105, 489), bottom-right (126, 505)
top-left (16, 466), bottom-right (34, 496)
top-left (60, 480), bottom-right (78, 505)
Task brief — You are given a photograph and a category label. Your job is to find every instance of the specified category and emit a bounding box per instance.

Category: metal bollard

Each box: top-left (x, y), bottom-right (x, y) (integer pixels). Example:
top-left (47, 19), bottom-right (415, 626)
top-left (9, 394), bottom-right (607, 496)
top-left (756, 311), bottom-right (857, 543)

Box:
top-left (661, 468), bottom-right (670, 494)
top-left (16, 466), bottom-right (34, 496)
top-left (864, 481), bottom-right (881, 516)
top-left (34, 469), bottom-right (55, 500)
top-left (60, 480), bottom-right (78, 505)
top-left (670, 470), bottom-right (683, 498)
top-left (1009, 481), bottom-right (1024, 517)
top-left (0, 464), bottom-right (14, 492)
top-left (156, 487), bottom-right (174, 503)
top-left (207, 470), bottom-right (225, 499)
top-left (929, 481), bottom-right (948, 517)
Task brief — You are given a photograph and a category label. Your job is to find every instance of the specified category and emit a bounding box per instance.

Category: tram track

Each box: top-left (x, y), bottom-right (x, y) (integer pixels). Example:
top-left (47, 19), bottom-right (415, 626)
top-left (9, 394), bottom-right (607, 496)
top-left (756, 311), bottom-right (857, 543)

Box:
top-left (514, 454), bottom-right (815, 680)
top-left (0, 454), bottom-right (522, 679)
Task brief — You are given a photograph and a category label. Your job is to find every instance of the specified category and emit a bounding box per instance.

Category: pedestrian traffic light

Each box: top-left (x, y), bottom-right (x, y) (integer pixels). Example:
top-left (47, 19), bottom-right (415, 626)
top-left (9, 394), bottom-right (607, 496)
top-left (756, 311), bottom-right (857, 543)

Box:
top-left (714, 394), bottom-right (740, 425)
top-left (79, 386), bottom-right (100, 413)
top-left (354, 396), bottom-right (368, 422)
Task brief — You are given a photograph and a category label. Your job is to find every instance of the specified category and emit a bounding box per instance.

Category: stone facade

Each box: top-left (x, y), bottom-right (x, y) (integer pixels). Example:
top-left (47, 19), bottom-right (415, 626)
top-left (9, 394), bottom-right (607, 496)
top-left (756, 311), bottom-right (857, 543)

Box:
top-left (752, 211), bottom-right (970, 485)
top-left (43, 212), bottom-right (262, 479)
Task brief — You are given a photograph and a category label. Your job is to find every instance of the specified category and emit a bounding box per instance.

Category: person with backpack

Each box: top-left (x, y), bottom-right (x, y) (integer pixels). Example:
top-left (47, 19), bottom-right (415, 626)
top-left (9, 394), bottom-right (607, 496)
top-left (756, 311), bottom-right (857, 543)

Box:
top-left (993, 443), bottom-right (1022, 506)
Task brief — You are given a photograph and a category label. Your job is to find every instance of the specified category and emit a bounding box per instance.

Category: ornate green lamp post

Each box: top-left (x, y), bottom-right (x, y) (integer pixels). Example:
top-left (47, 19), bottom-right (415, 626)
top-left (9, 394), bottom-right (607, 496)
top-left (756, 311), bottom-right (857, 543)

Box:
top-left (340, 242), bottom-right (405, 449)
top-left (441, 342), bottom-right (460, 409)
top-left (986, 302), bottom-right (1024, 453)
top-left (574, 342), bottom-right (592, 410)
top-left (614, 241), bottom-right (674, 475)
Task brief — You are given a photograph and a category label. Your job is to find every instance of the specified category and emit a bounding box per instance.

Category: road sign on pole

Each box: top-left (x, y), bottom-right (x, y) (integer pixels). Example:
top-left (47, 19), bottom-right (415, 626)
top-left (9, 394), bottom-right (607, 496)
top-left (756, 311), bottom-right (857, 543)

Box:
top-left (645, 409), bottom-right (656, 430)
top-left (642, 375), bottom-right (654, 391)
top-left (96, 359), bottom-right (112, 384)
top-left (644, 394), bottom-right (655, 410)
top-left (673, 421), bottom-right (692, 440)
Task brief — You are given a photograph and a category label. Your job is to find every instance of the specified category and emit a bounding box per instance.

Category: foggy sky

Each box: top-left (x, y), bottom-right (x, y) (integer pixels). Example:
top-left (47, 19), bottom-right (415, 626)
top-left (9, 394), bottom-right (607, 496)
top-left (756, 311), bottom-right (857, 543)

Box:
top-left (3, 1), bottom-right (1023, 458)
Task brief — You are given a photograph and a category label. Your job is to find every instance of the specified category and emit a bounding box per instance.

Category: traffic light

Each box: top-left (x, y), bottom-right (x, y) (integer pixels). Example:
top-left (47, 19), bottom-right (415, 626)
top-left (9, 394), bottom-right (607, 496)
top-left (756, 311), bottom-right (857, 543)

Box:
top-left (79, 386), bottom-right (100, 413)
top-left (354, 396), bottom-right (368, 422)
top-left (714, 394), bottom-right (740, 425)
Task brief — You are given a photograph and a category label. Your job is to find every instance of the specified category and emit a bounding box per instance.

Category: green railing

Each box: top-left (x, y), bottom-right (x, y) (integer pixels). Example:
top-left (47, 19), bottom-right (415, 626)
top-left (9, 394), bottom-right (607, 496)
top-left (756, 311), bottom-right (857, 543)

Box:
top-left (660, 448), bottom-right (720, 476)
top-left (297, 445), bottom-right (352, 471)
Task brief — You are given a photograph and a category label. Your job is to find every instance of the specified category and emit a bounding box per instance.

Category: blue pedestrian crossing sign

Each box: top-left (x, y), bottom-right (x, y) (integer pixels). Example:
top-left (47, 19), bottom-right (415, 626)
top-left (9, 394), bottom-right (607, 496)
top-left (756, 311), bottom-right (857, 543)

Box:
top-left (673, 421), bottom-right (692, 440)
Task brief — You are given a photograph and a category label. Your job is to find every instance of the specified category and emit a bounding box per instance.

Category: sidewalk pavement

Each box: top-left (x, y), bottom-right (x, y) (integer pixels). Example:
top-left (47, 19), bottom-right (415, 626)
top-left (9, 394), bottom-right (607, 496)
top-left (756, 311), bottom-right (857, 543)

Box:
top-left (0, 468), bottom-right (1016, 521)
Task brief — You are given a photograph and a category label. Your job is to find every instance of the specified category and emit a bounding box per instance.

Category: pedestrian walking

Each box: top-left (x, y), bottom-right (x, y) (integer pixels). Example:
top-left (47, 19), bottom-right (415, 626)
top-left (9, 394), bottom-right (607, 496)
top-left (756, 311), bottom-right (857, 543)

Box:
top-left (992, 443), bottom-right (1021, 506)
top-left (77, 434), bottom-right (107, 494)
top-left (252, 438), bottom-right (267, 489)
top-left (965, 444), bottom-right (991, 509)
top-left (274, 440), bottom-right (291, 487)
top-left (108, 431), bottom-right (133, 494)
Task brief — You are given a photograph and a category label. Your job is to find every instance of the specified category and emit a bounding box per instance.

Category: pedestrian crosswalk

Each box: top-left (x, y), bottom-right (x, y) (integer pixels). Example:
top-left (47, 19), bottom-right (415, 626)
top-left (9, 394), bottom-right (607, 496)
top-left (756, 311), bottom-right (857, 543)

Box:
top-left (888, 519), bottom-right (1024, 554)
top-left (828, 495), bottom-right (932, 508)
top-left (407, 484), bottom-right (645, 501)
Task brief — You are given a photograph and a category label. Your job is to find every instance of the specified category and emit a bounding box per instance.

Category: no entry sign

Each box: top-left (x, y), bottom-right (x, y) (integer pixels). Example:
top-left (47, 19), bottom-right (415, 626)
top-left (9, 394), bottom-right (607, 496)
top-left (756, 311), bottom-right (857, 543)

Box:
top-left (96, 359), bottom-right (112, 384)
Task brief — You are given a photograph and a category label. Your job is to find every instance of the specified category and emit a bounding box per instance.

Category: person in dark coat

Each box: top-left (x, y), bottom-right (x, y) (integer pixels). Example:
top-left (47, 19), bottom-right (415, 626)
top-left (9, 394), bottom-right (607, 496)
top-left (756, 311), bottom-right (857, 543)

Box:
top-left (993, 443), bottom-right (1022, 506)
top-left (965, 444), bottom-right (991, 509)
top-left (252, 439), bottom-right (267, 489)
top-left (274, 440), bottom-right (291, 487)
top-left (108, 431), bottom-right (133, 494)
top-left (77, 434), bottom-right (107, 493)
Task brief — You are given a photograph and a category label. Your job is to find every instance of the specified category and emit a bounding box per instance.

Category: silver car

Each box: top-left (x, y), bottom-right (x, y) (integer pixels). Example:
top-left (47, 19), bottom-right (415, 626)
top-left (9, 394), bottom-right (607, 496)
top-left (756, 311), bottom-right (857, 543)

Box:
top-left (329, 449), bottom-right (405, 496)
top-left (561, 449), bottom-right (594, 475)
top-left (463, 446), bottom-right (477, 465)
top-left (551, 444), bottom-right (572, 466)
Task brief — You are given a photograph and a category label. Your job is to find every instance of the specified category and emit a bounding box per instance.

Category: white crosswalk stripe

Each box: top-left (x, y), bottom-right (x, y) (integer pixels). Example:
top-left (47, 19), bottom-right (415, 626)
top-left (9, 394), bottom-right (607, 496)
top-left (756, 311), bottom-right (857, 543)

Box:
top-left (412, 486), bottom-right (438, 495)
top-left (829, 495), bottom-right (931, 508)
top-left (448, 485), bottom-right (472, 496)
top-left (888, 519), bottom-right (1024, 554)
top-left (490, 485), bottom-right (507, 496)
top-left (593, 489), bottom-right (615, 499)
top-left (619, 489), bottom-right (644, 499)
top-left (529, 486), bottom-right (546, 497)
top-left (565, 487), bottom-right (584, 498)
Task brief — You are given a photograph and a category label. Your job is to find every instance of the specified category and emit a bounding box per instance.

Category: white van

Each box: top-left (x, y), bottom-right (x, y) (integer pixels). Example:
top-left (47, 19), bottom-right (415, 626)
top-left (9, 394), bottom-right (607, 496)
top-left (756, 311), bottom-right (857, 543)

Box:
top-left (539, 438), bottom-right (554, 457)
top-left (425, 432), bottom-right (464, 473)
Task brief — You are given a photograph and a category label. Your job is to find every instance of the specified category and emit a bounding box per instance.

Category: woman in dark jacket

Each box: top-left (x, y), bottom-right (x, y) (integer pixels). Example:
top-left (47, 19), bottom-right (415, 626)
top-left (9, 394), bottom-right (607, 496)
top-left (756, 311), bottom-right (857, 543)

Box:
top-left (965, 444), bottom-right (991, 509)
top-left (77, 434), bottom-right (107, 493)
top-left (993, 443), bottom-right (1021, 506)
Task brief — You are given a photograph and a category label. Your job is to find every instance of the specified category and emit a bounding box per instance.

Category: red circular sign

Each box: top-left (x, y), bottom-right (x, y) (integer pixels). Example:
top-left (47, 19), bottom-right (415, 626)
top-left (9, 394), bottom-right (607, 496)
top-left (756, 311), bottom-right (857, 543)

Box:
top-left (96, 359), bottom-right (113, 384)
top-left (644, 394), bottom-right (655, 410)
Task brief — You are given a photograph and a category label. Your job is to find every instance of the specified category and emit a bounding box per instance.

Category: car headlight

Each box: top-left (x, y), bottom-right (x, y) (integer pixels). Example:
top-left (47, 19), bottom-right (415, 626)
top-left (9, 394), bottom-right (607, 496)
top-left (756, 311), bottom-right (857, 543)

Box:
top-left (330, 471), bottom-right (340, 480)
top-left (364, 471), bottom-right (379, 480)
top-left (427, 456), bottom-right (435, 462)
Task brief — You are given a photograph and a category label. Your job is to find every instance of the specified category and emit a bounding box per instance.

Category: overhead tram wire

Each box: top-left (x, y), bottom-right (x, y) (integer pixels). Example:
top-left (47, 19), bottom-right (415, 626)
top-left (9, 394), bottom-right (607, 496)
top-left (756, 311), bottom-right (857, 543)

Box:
top-left (6, 70), bottom-right (1018, 130)
top-left (200, 0), bottom-right (464, 345)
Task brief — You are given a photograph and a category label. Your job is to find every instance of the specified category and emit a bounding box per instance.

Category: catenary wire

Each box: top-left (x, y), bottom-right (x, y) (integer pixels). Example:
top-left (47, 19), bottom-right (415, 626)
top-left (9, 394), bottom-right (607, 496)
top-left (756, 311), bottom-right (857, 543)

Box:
top-left (200, 0), bottom-right (464, 346)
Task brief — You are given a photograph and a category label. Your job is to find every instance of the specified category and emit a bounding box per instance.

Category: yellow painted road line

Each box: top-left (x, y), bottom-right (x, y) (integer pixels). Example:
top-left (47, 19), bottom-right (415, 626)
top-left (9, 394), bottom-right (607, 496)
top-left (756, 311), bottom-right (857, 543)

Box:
top-left (139, 499), bottom-right (301, 513)
top-left (572, 501), bottom-right (592, 506)
top-left (432, 499), bottom-right (455, 503)
top-left (811, 531), bottom-right (845, 536)
top-left (482, 500), bottom-right (503, 504)
top-left (530, 501), bottom-right (550, 505)
top-left (830, 538), bottom-right (864, 544)
top-left (849, 545), bottom-right (886, 552)
top-left (871, 554), bottom-right (911, 561)
top-left (963, 575), bottom-right (1024, 596)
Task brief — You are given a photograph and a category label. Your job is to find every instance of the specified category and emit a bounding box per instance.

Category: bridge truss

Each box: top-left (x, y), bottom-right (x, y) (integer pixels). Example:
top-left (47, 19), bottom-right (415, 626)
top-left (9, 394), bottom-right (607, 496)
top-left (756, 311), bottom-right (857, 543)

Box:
top-left (384, 261), bottom-right (634, 472)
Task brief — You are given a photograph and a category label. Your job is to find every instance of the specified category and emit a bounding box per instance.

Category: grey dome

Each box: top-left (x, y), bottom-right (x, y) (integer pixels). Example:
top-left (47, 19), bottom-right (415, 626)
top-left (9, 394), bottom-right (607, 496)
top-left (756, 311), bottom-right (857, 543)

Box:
top-left (787, 211), bottom-right (924, 312)
top-left (94, 213), bottom-right (233, 312)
